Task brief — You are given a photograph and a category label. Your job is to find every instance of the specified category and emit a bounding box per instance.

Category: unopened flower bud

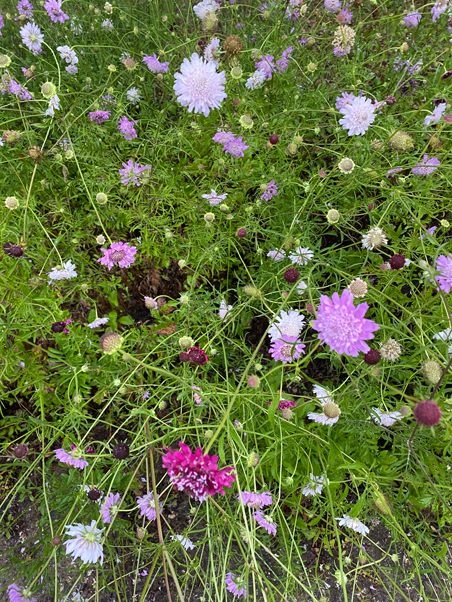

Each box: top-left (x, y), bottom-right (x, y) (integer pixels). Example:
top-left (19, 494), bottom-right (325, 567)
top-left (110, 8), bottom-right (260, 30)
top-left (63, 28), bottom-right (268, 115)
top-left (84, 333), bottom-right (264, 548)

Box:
top-left (422, 360), bottom-right (442, 385)
top-left (243, 285), bottom-right (261, 299)
top-left (204, 212), bottom-right (215, 223)
top-left (179, 336), bottom-right (195, 348)
top-left (247, 375), bottom-right (260, 388)
top-left (136, 527), bottom-right (146, 540)
top-left (327, 209), bottom-right (340, 224)
top-left (96, 192), bottom-right (108, 204)
top-left (247, 451), bottom-right (260, 468)
top-left (41, 81), bottom-right (57, 99)
top-left (99, 332), bottom-right (123, 355)
top-left (400, 42), bottom-right (409, 53)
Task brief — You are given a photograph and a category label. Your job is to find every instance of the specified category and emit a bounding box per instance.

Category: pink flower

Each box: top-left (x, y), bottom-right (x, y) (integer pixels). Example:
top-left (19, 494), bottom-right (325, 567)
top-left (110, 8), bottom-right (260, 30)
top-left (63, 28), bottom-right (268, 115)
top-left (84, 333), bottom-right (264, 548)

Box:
top-left (55, 445), bottom-right (88, 470)
top-left (8, 584), bottom-right (36, 602)
top-left (312, 289), bottom-right (379, 356)
top-left (117, 116), bottom-right (137, 140)
top-left (98, 242), bottom-right (137, 270)
top-left (44, 0), bottom-right (69, 23)
top-left (192, 386), bottom-right (203, 405)
top-left (238, 491), bottom-right (272, 508)
top-left (275, 46), bottom-right (293, 73)
top-left (137, 491), bottom-right (162, 521)
top-left (253, 510), bottom-right (277, 535)
top-left (143, 53), bottom-right (169, 73)
top-left (223, 136), bottom-right (249, 158)
top-left (424, 102), bottom-right (446, 126)
top-left (225, 573), bottom-right (247, 599)
top-left (269, 335), bottom-right (306, 364)
top-left (162, 441), bottom-right (235, 502)
top-left (173, 52), bottom-right (227, 117)
top-left (260, 180), bottom-right (278, 201)
top-left (202, 188), bottom-right (228, 206)
top-left (412, 155), bottom-right (440, 175)
top-left (119, 160), bottom-right (151, 186)
top-left (266, 399), bottom-right (296, 410)
top-left (436, 255), bottom-right (452, 293)
top-left (267, 250), bottom-right (285, 261)
top-left (101, 492), bottom-right (121, 523)
top-left (89, 111), bottom-right (110, 124)
top-left (339, 95), bottom-right (376, 136)
top-left (432, 0), bottom-right (448, 22)
top-left (212, 131), bottom-right (235, 145)
top-left (404, 11), bottom-right (421, 27)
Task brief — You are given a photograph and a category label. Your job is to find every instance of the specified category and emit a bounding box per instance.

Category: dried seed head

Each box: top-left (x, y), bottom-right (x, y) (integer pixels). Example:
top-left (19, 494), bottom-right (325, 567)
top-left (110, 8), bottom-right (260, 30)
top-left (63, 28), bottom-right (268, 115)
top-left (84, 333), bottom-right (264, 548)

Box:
top-left (225, 35), bottom-right (243, 56)
top-left (2, 130), bottom-right (21, 146)
top-left (0, 54), bottom-right (11, 68)
top-left (13, 444), bottom-right (29, 459)
top-left (380, 339), bottom-right (402, 361)
top-left (348, 278), bottom-right (368, 298)
top-left (112, 442), bottom-right (130, 459)
top-left (27, 146), bottom-right (43, 163)
top-left (286, 143), bottom-right (298, 155)
top-left (281, 407), bottom-right (293, 420)
top-left (388, 130), bottom-right (414, 152)
top-left (41, 81), bottom-right (57, 99)
top-left (52, 535), bottom-right (62, 545)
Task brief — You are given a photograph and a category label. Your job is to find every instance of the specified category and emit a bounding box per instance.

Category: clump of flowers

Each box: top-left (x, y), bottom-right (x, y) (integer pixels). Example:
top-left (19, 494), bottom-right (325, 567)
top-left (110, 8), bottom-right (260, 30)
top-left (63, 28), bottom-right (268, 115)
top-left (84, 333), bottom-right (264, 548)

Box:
top-left (174, 53), bottom-right (226, 117)
top-left (98, 242), bottom-right (137, 270)
top-left (260, 180), bottom-right (278, 201)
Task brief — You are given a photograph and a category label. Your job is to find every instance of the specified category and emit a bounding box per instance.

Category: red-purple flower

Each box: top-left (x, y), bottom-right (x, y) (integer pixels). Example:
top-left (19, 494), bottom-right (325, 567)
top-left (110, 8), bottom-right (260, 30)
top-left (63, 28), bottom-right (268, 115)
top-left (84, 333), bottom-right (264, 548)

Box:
top-left (187, 347), bottom-right (209, 365)
top-left (98, 242), bottom-right (137, 270)
top-left (55, 445), bottom-right (88, 470)
top-left (43, 0), bottom-right (69, 23)
top-left (436, 255), bottom-right (452, 293)
top-left (162, 442), bottom-right (235, 502)
top-left (237, 491), bottom-right (272, 508)
top-left (117, 116), bottom-right (137, 140)
top-left (89, 111), bottom-right (111, 124)
top-left (266, 399), bottom-right (296, 410)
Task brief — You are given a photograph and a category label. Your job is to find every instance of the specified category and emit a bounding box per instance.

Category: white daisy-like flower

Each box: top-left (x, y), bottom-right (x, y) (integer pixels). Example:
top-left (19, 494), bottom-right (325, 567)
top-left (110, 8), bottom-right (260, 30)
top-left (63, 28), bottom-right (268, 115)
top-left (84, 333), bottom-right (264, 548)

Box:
top-left (171, 534), bottom-right (195, 550)
top-left (297, 280), bottom-right (308, 294)
top-left (245, 70), bottom-right (266, 90)
top-left (45, 94), bottom-right (60, 117)
top-left (339, 96), bottom-right (376, 136)
top-left (371, 408), bottom-right (403, 427)
top-left (48, 260), bottom-right (78, 282)
top-left (201, 189), bottom-right (227, 206)
top-left (308, 398), bottom-right (341, 426)
top-left (126, 87), bottom-right (141, 105)
top-left (87, 317), bottom-right (109, 329)
top-left (361, 227), bottom-right (388, 251)
top-left (20, 22), bottom-right (44, 54)
top-left (193, 0), bottom-right (219, 20)
top-left (57, 45), bottom-right (78, 65)
top-left (302, 474), bottom-right (325, 497)
top-left (335, 515), bottom-right (369, 536)
top-left (288, 246), bottom-right (314, 265)
top-left (268, 309), bottom-right (305, 342)
top-left (267, 250), bottom-right (285, 261)
top-left (433, 328), bottom-right (452, 354)
top-left (312, 385), bottom-right (332, 403)
top-left (204, 37), bottom-right (221, 68)
top-left (65, 520), bottom-right (104, 564)
top-left (219, 299), bottom-right (232, 321)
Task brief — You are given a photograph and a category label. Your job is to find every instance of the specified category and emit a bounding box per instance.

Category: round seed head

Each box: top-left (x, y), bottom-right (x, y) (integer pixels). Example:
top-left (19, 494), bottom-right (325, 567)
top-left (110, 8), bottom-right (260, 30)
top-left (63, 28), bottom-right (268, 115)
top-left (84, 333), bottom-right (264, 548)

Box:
top-left (0, 54), bottom-right (11, 68)
top-left (13, 444), bottom-right (29, 459)
top-left (348, 278), bottom-right (368, 298)
top-left (422, 360), bottom-right (442, 385)
top-left (247, 451), bottom-right (260, 468)
top-left (41, 81), bottom-right (57, 99)
top-left (96, 192), bottom-right (108, 204)
top-left (284, 268), bottom-right (300, 283)
top-left (27, 146), bottom-right (43, 163)
top-left (51, 535), bottom-right (62, 546)
top-left (269, 134), bottom-right (279, 145)
top-left (179, 336), bottom-right (195, 348)
top-left (323, 402), bottom-right (341, 419)
top-left (327, 209), bottom-right (340, 224)
top-left (224, 35), bottom-right (243, 56)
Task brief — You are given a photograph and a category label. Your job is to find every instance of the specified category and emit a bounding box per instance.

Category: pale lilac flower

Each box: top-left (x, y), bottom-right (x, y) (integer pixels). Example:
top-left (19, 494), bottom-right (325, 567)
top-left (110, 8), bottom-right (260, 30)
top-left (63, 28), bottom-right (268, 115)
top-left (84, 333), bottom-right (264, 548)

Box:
top-left (260, 180), bottom-right (278, 201)
top-left (193, 0), bottom-right (219, 20)
top-left (8, 584), bottom-right (36, 602)
top-left (44, 0), bottom-right (69, 23)
top-left (223, 136), bottom-right (249, 158)
top-left (57, 45), bottom-right (78, 65)
top-left (171, 534), bottom-right (195, 550)
top-left (269, 335), bottom-right (306, 364)
top-left (127, 87), bottom-right (140, 105)
top-left (433, 328), bottom-right (452, 354)
top-left (88, 317), bottom-right (109, 329)
top-left (16, 0), bottom-right (33, 19)
top-left (255, 54), bottom-right (275, 79)
top-left (436, 255), bottom-right (452, 293)
top-left (0, 15), bottom-right (3, 36)
top-left (119, 160), bottom-right (151, 186)
top-left (336, 515), bottom-right (369, 536)
top-left (313, 384), bottom-right (333, 403)
top-left (412, 155), bottom-right (440, 175)
top-left (143, 54), bottom-right (169, 73)
top-left (202, 189), bottom-right (227, 206)
top-left (45, 94), bottom-right (60, 117)
top-left (276, 46), bottom-right (293, 73)
top-left (339, 95), bottom-right (376, 136)
top-left (336, 91), bottom-right (356, 112)
top-left (297, 281), bottom-right (308, 294)
top-left (66, 65), bottom-right (78, 75)
top-left (174, 53), bottom-right (226, 117)
top-left (386, 167), bottom-right (403, 178)
top-left (137, 492), bottom-right (162, 521)
top-left (245, 70), bottom-right (266, 90)
top-left (312, 289), bottom-right (379, 356)
top-left (404, 11), bottom-right (421, 27)
top-left (253, 510), bottom-right (277, 535)
top-left (267, 250), bottom-right (284, 261)
top-left (212, 131), bottom-right (235, 145)
top-left (192, 386), bottom-right (203, 405)
top-left (289, 246), bottom-right (314, 265)
top-left (89, 111), bottom-right (110, 124)
top-left (424, 102), bottom-right (446, 126)
top-left (324, 0), bottom-right (341, 11)
top-left (101, 18), bottom-right (113, 29)
top-left (144, 296), bottom-right (158, 310)
top-left (308, 391), bottom-right (340, 426)
top-left (204, 37), bottom-right (220, 68)
top-left (418, 226), bottom-right (437, 240)
top-left (238, 491), bottom-right (272, 508)
top-left (8, 79), bottom-right (32, 101)
top-left (20, 22), bottom-right (43, 54)
top-left (225, 573), bottom-right (247, 599)
top-left (219, 299), bottom-right (232, 320)
top-left (302, 474), bottom-right (325, 497)
top-left (432, 0), bottom-right (448, 22)
top-left (101, 492), bottom-right (121, 523)
top-left (268, 309), bottom-right (305, 342)
top-left (338, 5), bottom-right (353, 23)
top-left (55, 445), bottom-right (88, 469)
top-left (48, 260), bottom-right (77, 282)
top-left (118, 116), bottom-right (137, 140)
top-left (371, 408), bottom-right (403, 427)
top-left (98, 242), bottom-right (137, 270)
top-left (65, 520), bottom-right (104, 564)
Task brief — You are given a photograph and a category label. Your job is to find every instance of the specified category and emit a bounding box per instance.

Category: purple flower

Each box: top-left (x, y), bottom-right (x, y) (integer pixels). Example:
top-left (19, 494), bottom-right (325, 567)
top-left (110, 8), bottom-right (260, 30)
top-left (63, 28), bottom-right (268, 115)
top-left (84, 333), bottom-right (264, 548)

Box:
top-left (275, 46), bottom-right (293, 73)
top-left (212, 131), bottom-right (235, 145)
top-left (101, 492), bottom-right (121, 523)
top-left (424, 102), bottom-right (446, 126)
top-left (338, 5), bottom-right (353, 23)
top-left (98, 241), bottom-right (137, 270)
top-left (386, 168), bottom-right (403, 178)
top-left (89, 111), bottom-right (111, 124)
top-left (88, 317), bottom-right (109, 328)
top-left (412, 155), bottom-right (440, 176)
top-left (419, 226), bottom-right (437, 240)
top-left (238, 491), bottom-right (272, 508)
top-left (255, 54), bottom-right (275, 79)
top-left (118, 116), bottom-right (137, 140)
top-left (20, 22), bottom-right (43, 54)
top-left (0, 15), bottom-right (4, 35)
top-left (44, 0), bottom-right (69, 23)
top-left (324, 0), bottom-right (341, 12)
top-left (335, 91), bottom-right (357, 112)
top-left (432, 0), bottom-right (448, 22)
top-left (202, 189), bottom-right (228, 206)
top-left (137, 491), bottom-right (162, 521)
top-left (404, 11), bottom-right (421, 27)
top-left (16, 0), bottom-right (33, 19)
top-left (8, 584), bottom-right (36, 602)
top-left (339, 95), bottom-right (376, 136)
top-left (8, 79), bottom-right (32, 101)
top-left (253, 510), bottom-right (277, 535)
top-left (312, 289), bottom-right (379, 356)
top-left (55, 445), bottom-right (88, 470)
top-left (143, 53), bottom-right (169, 73)
top-left (118, 160), bottom-right (151, 186)
top-left (173, 52), bottom-right (227, 117)
top-left (223, 136), bottom-right (249, 158)
top-left (436, 255), bottom-right (452, 293)
top-left (299, 37), bottom-right (307, 44)
top-left (260, 180), bottom-right (278, 201)
top-left (269, 335), bottom-right (306, 364)
top-left (225, 573), bottom-right (247, 599)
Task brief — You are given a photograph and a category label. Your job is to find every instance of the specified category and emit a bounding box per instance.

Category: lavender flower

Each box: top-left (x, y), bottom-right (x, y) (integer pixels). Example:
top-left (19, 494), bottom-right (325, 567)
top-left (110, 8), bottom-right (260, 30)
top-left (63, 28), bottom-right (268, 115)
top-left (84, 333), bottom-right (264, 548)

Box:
top-left (302, 474), bottom-right (325, 497)
top-left (432, 0), bottom-right (448, 22)
top-left (260, 180), bottom-right (278, 201)
top-left (223, 136), bottom-right (249, 158)
top-left (269, 335), bottom-right (306, 364)
top-left (267, 250), bottom-right (284, 261)
top-left (336, 515), bottom-right (369, 536)
top-left (275, 46), bottom-right (293, 73)
top-left (89, 111), bottom-right (111, 124)
top-left (288, 246), bottom-right (314, 265)
top-left (253, 510), bottom-right (277, 535)
top-left (404, 11), bottom-right (421, 27)
top-left (48, 260), bottom-right (77, 282)
top-left (204, 38), bottom-right (221, 68)
top-left (0, 15), bottom-right (3, 36)
top-left (20, 22), bottom-right (43, 54)
top-left (412, 155), bottom-right (440, 175)
top-left (245, 70), bottom-right (266, 90)
top-left (202, 189), bottom-right (228, 206)
top-left (212, 131), bottom-right (235, 145)
top-left (174, 53), bottom-right (226, 117)
top-left (436, 255), bottom-right (452, 293)
top-left (118, 116), bottom-right (137, 140)
top-left (225, 573), bottom-right (247, 599)
top-left (101, 492), bottom-right (121, 523)
top-left (324, 0), bottom-right (342, 12)
top-left (98, 242), bottom-right (137, 270)
top-left (65, 520), bottom-right (104, 564)
top-left (57, 45), bottom-right (78, 65)
top-left (137, 491), bottom-right (162, 521)
top-left (87, 317), bottom-right (109, 329)
top-left (339, 95), bottom-right (376, 136)
top-left (371, 408), bottom-right (403, 427)
top-left (143, 53), bottom-right (169, 73)
top-left (8, 79), bottom-right (32, 101)
top-left (45, 94), bottom-right (60, 117)
top-left (171, 534), bottom-right (195, 550)
top-left (255, 54), bottom-right (275, 79)
top-left (424, 102), bottom-right (446, 126)
top-left (16, 0), bottom-right (33, 19)
top-left (8, 584), bottom-right (36, 602)
top-left (55, 445), bottom-right (88, 469)
top-left (335, 91), bottom-right (356, 112)
top-left (126, 87), bottom-right (140, 105)
top-left (219, 300), bottom-right (233, 320)
top-left (238, 491), bottom-right (272, 508)
top-left (44, 0), bottom-right (69, 23)
top-left (119, 160), bottom-right (151, 186)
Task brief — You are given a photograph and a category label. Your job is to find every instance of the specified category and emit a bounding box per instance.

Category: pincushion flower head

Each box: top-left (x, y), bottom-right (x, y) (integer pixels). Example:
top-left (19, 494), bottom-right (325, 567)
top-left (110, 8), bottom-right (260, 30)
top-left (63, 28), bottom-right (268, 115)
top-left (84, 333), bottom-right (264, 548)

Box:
top-left (118, 116), bottom-right (137, 140)
top-left (55, 445), bottom-right (88, 469)
top-left (20, 23), bottom-right (43, 54)
top-left (362, 227), bottom-right (388, 251)
top-left (223, 136), bottom-right (249, 158)
top-left (65, 520), bottom-right (104, 564)
top-left (89, 111), bottom-right (110, 124)
top-left (339, 95), bottom-right (376, 135)
top-left (137, 491), bottom-right (162, 521)
top-left (436, 255), bottom-right (452, 293)
top-left (225, 573), bottom-right (247, 599)
top-left (98, 242), bottom-right (137, 270)
top-left (202, 189), bottom-right (227, 206)
top-left (101, 492), bottom-right (121, 523)
top-left (253, 510), bottom-right (277, 535)
top-left (308, 392), bottom-right (341, 426)
top-left (162, 441), bottom-right (235, 502)
top-left (174, 53), bottom-right (226, 117)
top-left (336, 515), bottom-right (369, 536)
top-left (48, 260), bottom-right (78, 282)
top-left (44, 0), bottom-right (69, 23)
top-left (289, 246), bottom-right (314, 265)
top-left (238, 491), bottom-right (272, 509)
top-left (269, 335), bottom-right (306, 364)
top-left (303, 474), bottom-right (325, 497)
top-left (371, 408), bottom-right (403, 427)
top-left (119, 160), bottom-right (151, 186)
top-left (332, 25), bottom-right (356, 56)
top-left (404, 11), bottom-right (421, 27)
top-left (432, 0), bottom-right (448, 22)
top-left (268, 309), bottom-right (305, 342)
top-left (260, 180), bottom-right (278, 201)
top-left (312, 289), bottom-right (379, 357)
top-left (143, 54), bottom-right (169, 74)
top-left (193, 0), bottom-right (219, 20)
top-left (255, 54), bottom-right (275, 79)
top-left (412, 155), bottom-right (440, 176)
top-left (8, 584), bottom-right (36, 602)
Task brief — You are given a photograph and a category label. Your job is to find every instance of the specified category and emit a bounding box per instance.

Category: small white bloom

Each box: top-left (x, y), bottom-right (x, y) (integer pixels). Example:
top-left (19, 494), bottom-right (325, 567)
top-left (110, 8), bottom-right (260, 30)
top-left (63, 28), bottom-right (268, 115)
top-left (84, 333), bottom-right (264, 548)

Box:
top-left (312, 385), bottom-right (332, 403)
top-left (171, 534), bottom-right (195, 550)
top-left (57, 45), bottom-right (78, 65)
top-left (245, 70), bottom-right (266, 90)
top-left (204, 37), bottom-right (221, 68)
top-left (45, 94), bottom-right (60, 117)
top-left (48, 260), bottom-right (78, 282)
top-left (87, 317), bottom-right (109, 329)
top-left (288, 246), bottom-right (314, 265)
top-left (361, 227), bottom-right (388, 251)
top-left (65, 520), bottom-right (104, 564)
top-left (335, 515), bottom-right (369, 536)
top-left (433, 328), bottom-right (452, 354)
top-left (371, 408), bottom-right (403, 427)
top-left (268, 309), bottom-right (305, 342)
top-left (302, 474), bottom-right (325, 497)
top-left (66, 65), bottom-right (78, 75)
top-left (193, 0), bottom-right (219, 20)
top-left (219, 299), bottom-right (232, 321)
top-left (297, 280), bottom-right (308, 294)
top-left (127, 87), bottom-right (141, 105)
top-left (201, 189), bottom-right (227, 206)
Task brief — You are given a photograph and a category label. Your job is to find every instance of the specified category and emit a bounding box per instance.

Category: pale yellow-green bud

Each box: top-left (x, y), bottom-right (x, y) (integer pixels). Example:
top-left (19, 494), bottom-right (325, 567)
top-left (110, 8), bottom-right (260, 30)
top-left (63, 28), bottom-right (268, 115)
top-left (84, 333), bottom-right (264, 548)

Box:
top-left (41, 82), bottom-right (57, 99)
top-left (327, 209), bottom-right (340, 224)
top-left (179, 336), bottom-right (194, 348)
top-left (422, 360), bottom-right (442, 385)
top-left (96, 192), bottom-right (108, 204)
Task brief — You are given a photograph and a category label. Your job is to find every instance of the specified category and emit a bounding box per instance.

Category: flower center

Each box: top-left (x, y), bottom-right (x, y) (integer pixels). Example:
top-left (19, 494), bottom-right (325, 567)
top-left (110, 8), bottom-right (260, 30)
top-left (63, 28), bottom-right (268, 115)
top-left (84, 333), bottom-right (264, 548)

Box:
top-left (30, 33), bottom-right (38, 42)
top-left (52, 7), bottom-right (61, 15)
top-left (280, 345), bottom-right (293, 358)
top-left (111, 250), bottom-right (125, 262)
top-left (84, 529), bottom-right (99, 543)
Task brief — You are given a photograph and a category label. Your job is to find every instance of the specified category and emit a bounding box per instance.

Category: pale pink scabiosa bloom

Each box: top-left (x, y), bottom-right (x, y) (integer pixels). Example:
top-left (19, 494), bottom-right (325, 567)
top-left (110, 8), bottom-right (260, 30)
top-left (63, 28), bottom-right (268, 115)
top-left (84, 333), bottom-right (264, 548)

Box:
top-left (204, 37), bottom-right (221, 68)
top-left (89, 111), bottom-right (111, 124)
top-left (219, 299), bottom-right (233, 320)
top-left (55, 445), bottom-right (88, 469)
top-left (137, 491), bottom-right (162, 521)
top-left (324, 0), bottom-right (341, 11)
top-left (269, 335), bottom-right (306, 364)
top-left (8, 584), bottom-right (36, 602)
top-left (101, 492), bottom-right (121, 523)
top-left (212, 131), bottom-right (235, 145)
top-left (253, 510), bottom-right (277, 535)
top-left (144, 296), bottom-right (158, 310)
top-left (193, 0), bottom-right (219, 20)
top-left (88, 317), bottom-right (109, 328)
top-left (268, 309), bottom-right (305, 342)
top-left (302, 474), bottom-right (325, 497)
top-left (225, 573), bottom-right (247, 599)
top-left (312, 289), bottom-right (379, 356)
top-left (192, 385), bottom-right (203, 405)
top-left (44, 0), bottom-right (69, 23)
top-left (143, 53), bottom-right (169, 73)
top-left (223, 135), bottom-right (249, 158)
top-left (424, 102), bottom-right (446, 126)
top-left (412, 155), bottom-right (440, 176)
top-left (118, 116), bottom-right (137, 140)
top-left (20, 22), bottom-right (43, 54)
top-left (308, 390), bottom-right (341, 426)
top-left (238, 491), bottom-right (272, 508)
top-left (339, 95), bottom-right (376, 136)
top-left (371, 408), bottom-right (403, 427)
top-left (431, 0), bottom-right (448, 22)
top-left (202, 189), bottom-right (227, 206)
top-left (255, 54), bottom-right (275, 79)
top-left (65, 520), bottom-right (104, 564)
top-left (289, 246), bottom-right (314, 265)
top-left (404, 11), bottom-right (421, 27)
top-left (174, 53), bottom-right (226, 117)
top-left (267, 250), bottom-right (285, 261)
top-left (57, 45), bottom-right (78, 65)
top-left (436, 255), bottom-right (452, 293)
top-left (336, 515), bottom-right (369, 536)
top-left (162, 442), bottom-right (235, 502)
top-left (260, 180), bottom-right (278, 201)
top-left (98, 242), bottom-right (137, 270)
top-left (119, 160), bottom-right (151, 186)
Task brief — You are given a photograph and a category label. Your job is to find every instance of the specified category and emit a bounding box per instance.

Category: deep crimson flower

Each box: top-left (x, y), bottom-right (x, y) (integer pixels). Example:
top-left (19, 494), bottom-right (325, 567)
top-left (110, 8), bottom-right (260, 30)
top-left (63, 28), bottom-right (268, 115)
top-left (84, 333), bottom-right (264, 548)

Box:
top-left (237, 228), bottom-right (247, 238)
top-left (389, 254), bottom-right (405, 270)
top-left (162, 441), bottom-right (235, 502)
top-left (112, 443), bottom-right (129, 460)
top-left (364, 349), bottom-right (381, 365)
top-left (3, 243), bottom-right (24, 257)
top-left (284, 268), bottom-right (299, 283)
top-left (51, 319), bottom-right (71, 333)
top-left (269, 134), bottom-right (279, 144)
top-left (187, 347), bottom-right (209, 365)
top-left (413, 400), bottom-right (442, 426)
top-left (180, 351), bottom-right (190, 362)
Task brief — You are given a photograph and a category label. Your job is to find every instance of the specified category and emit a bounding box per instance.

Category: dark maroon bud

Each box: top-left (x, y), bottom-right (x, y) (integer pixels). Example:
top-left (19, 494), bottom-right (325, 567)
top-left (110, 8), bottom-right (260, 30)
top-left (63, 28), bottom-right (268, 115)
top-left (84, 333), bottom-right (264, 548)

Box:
top-left (3, 243), bottom-right (24, 257)
top-left (364, 349), bottom-right (381, 365)
top-left (368, 204), bottom-right (374, 210)
top-left (385, 95), bottom-right (396, 105)
top-left (13, 444), bottom-right (29, 459)
top-left (284, 268), bottom-right (300, 283)
top-left (269, 134), bottom-right (279, 145)
top-left (112, 442), bottom-right (129, 460)
top-left (51, 535), bottom-right (62, 546)
top-left (188, 347), bottom-right (209, 366)
top-left (305, 303), bottom-right (315, 314)
top-left (441, 71), bottom-right (452, 80)
top-left (381, 61), bottom-right (388, 66)
top-left (434, 98), bottom-right (447, 106)
top-left (237, 228), bottom-right (247, 238)
top-left (233, 99), bottom-right (240, 106)
top-left (87, 488), bottom-right (102, 501)
top-left (413, 400), bottom-right (442, 426)
top-left (180, 351), bottom-right (190, 362)
top-left (388, 254), bottom-right (405, 270)
top-left (51, 321), bottom-right (65, 333)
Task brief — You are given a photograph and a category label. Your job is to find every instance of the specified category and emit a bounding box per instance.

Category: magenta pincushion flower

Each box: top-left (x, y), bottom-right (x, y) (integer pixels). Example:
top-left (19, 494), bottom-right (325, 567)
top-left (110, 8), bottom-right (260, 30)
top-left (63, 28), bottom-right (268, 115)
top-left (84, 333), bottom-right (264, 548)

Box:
top-left (98, 242), bottom-right (137, 270)
top-left (143, 53), bottom-right (169, 73)
top-left (225, 573), bottom-right (247, 599)
top-left (117, 116), bottom-right (137, 140)
top-left (223, 136), bottom-right (249, 158)
top-left (253, 510), bottom-right (277, 535)
top-left (436, 255), bottom-right (452, 293)
top-left (55, 445), bottom-right (88, 470)
top-left (260, 180), bottom-right (278, 201)
top-left (101, 492), bottom-right (121, 523)
top-left (44, 0), bottom-right (69, 23)
top-left (162, 441), bottom-right (235, 502)
top-left (339, 95), bottom-right (376, 136)
top-left (173, 52), bottom-right (227, 117)
top-left (238, 491), bottom-right (272, 508)
top-left (312, 289), bottom-right (379, 356)
top-left (89, 111), bottom-right (111, 124)
top-left (266, 399), bottom-right (297, 410)
top-left (269, 335), bottom-right (306, 364)
top-left (137, 491), bottom-right (162, 521)
top-left (8, 584), bottom-right (36, 602)
top-left (412, 155), bottom-right (440, 175)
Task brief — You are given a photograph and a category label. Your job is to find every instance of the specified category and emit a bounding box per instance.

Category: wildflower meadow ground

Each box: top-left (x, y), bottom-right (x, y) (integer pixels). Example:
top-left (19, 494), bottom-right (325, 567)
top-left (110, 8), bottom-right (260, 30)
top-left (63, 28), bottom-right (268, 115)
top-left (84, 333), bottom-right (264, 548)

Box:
top-left (1, 0), bottom-right (452, 600)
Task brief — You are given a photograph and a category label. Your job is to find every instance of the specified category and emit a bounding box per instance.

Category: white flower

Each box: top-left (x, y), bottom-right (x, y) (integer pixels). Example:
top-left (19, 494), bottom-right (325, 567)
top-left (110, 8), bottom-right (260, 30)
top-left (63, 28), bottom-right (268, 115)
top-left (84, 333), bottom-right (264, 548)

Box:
top-left (245, 70), bottom-right (266, 90)
top-left (267, 250), bottom-right (285, 261)
top-left (102, 18), bottom-right (114, 29)
top-left (48, 260), bottom-right (78, 282)
top-left (433, 328), bottom-right (452, 354)
top-left (204, 37), bottom-right (221, 68)
top-left (371, 408), bottom-right (403, 427)
top-left (66, 65), bottom-right (78, 75)
top-left (313, 385), bottom-right (332, 403)
top-left (297, 281), bottom-right (308, 294)
top-left (219, 299), bottom-right (232, 321)
top-left (126, 87), bottom-right (141, 104)
top-left (339, 96), bottom-right (376, 136)
top-left (424, 102), bottom-right (446, 126)
top-left (87, 317), bottom-right (109, 329)
top-left (193, 0), bottom-right (219, 20)
top-left (201, 189), bottom-right (227, 206)
top-left (302, 474), bottom-right (325, 497)
top-left (361, 227), bottom-right (388, 251)
top-left (288, 247), bottom-right (314, 265)
top-left (335, 515), bottom-right (369, 536)
top-left (20, 22), bottom-right (44, 54)
top-left (45, 94), bottom-right (60, 117)
top-left (171, 534), bottom-right (195, 550)
top-left (268, 309), bottom-right (305, 342)
top-left (57, 45), bottom-right (78, 65)
top-left (70, 19), bottom-right (83, 34)
top-left (65, 520), bottom-right (104, 564)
